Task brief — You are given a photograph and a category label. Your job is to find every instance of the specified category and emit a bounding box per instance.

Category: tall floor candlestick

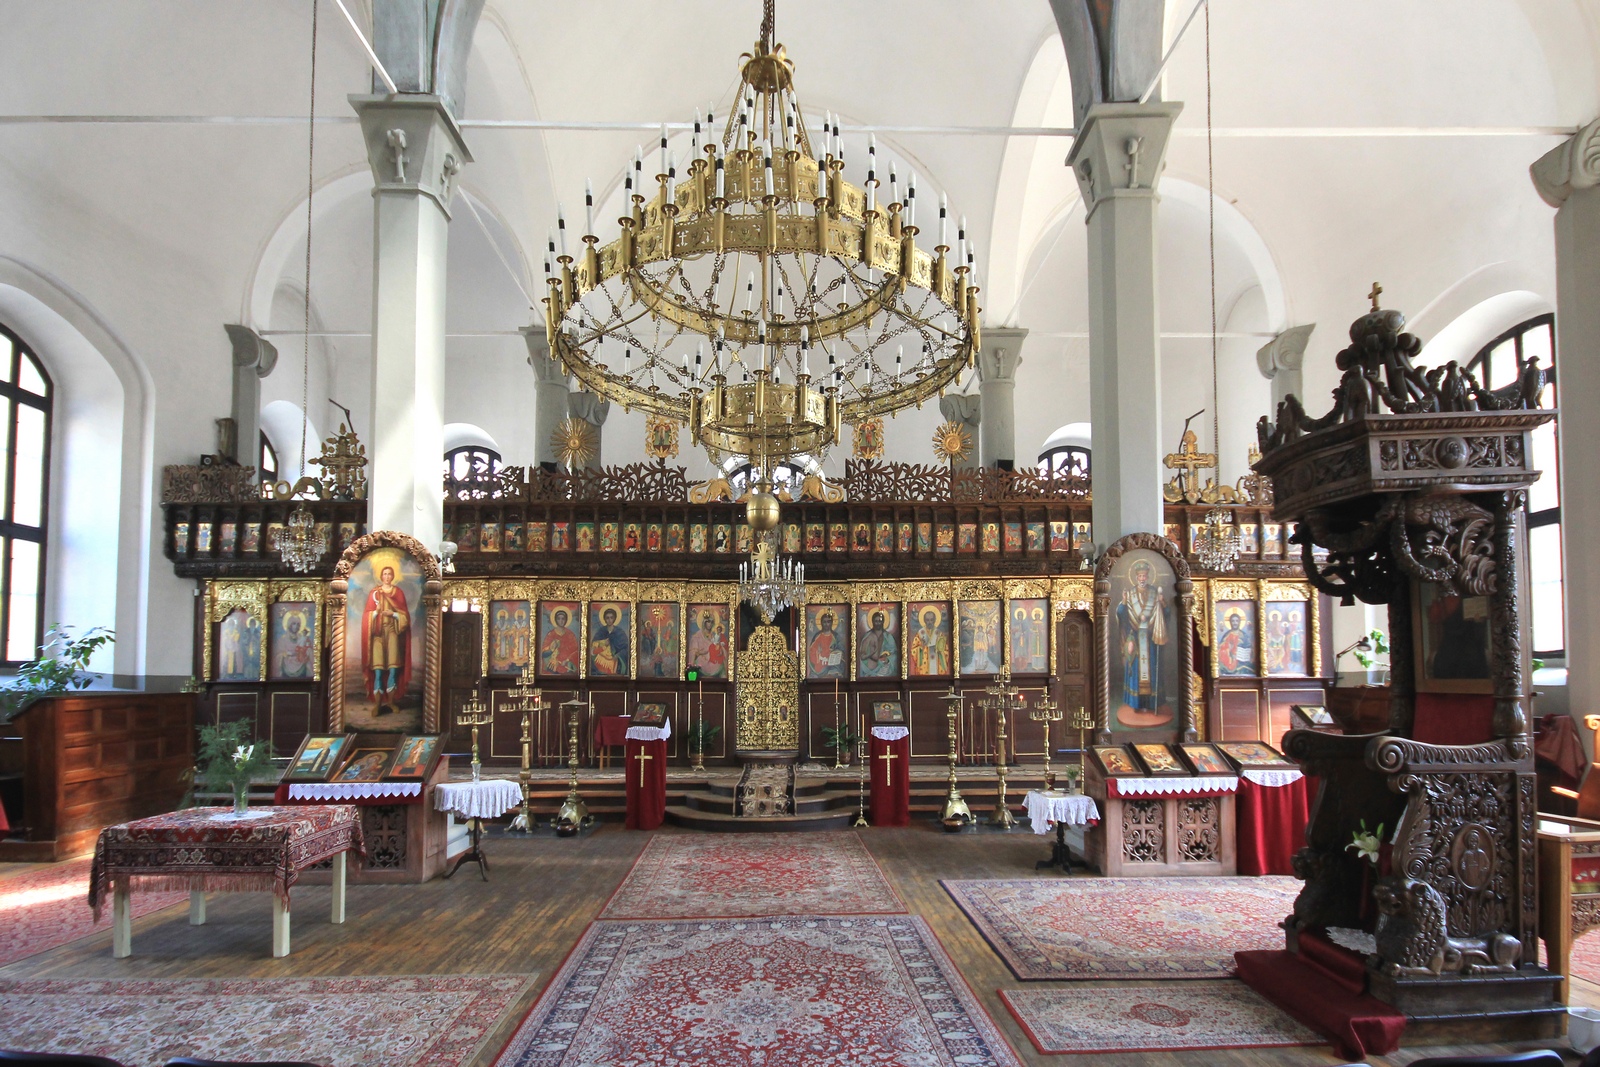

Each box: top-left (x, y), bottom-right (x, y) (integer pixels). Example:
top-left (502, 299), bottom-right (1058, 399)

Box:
top-left (940, 687), bottom-right (971, 829)
top-left (554, 697), bottom-right (589, 835)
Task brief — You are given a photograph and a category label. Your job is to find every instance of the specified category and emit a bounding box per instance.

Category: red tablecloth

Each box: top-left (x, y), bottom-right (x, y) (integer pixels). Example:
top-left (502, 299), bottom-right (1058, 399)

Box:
top-left (869, 733), bottom-right (910, 826)
top-left (1236, 774), bottom-right (1312, 876)
top-left (624, 737), bottom-right (666, 830)
top-left (595, 715), bottom-right (632, 747)
top-left (88, 805), bottom-right (364, 918)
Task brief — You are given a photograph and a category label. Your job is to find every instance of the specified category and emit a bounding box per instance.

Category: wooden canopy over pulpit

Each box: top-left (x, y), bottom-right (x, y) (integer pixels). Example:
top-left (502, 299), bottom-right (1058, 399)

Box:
top-left (1246, 292), bottom-right (1562, 1039)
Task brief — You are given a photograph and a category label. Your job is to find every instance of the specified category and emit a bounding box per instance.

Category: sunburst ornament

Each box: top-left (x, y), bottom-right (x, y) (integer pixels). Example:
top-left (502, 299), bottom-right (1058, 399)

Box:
top-left (643, 414), bottom-right (680, 460)
top-left (931, 420), bottom-right (972, 465)
top-left (551, 417), bottom-right (600, 470)
top-left (853, 417), bottom-right (885, 460)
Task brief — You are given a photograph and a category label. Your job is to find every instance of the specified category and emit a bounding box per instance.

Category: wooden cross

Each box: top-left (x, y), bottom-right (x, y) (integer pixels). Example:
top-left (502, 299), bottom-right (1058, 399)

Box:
top-left (1368, 282), bottom-right (1383, 311)
top-left (634, 747), bottom-right (653, 787)
top-left (878, 748), bottom-right (899, 787)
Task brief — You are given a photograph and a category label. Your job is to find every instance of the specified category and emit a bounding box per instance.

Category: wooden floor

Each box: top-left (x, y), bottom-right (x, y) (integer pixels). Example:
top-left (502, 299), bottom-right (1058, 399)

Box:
top-left (1, 823), bottom-right (1592, 1067)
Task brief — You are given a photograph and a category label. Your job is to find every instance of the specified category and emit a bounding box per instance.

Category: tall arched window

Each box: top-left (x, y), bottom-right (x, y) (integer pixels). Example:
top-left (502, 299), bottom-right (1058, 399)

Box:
top-left (726, 458), bottom-right (812, 498)
top-left (0, 325), bottom-right (52, 665)
top-left (1468, 315), bottom-right (1561, 658)
top-left (259, 432), bottom-right (279, 486)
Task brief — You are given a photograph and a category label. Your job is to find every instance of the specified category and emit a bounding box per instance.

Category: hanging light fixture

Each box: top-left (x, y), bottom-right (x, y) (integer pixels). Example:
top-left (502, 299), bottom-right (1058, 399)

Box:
top-left (279, 0), bottom-right (329, 575)
top-left (539, 0), bottom-right (980, 471)
top-left (1190, 0), bottom-right (1239, 575)
top-left (738, 539), bottom-right (805, 624)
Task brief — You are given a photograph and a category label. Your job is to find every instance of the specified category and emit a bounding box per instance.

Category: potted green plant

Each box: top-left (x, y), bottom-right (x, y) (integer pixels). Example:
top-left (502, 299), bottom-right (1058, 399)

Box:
top-left (820, 724), bottom-right (861, 766)
top-left (197, 720), bottom-right (275, 815)
top-left (687, 719), bottom-right (721, 763)
top-left (0, 624), bottom-right (115, 721)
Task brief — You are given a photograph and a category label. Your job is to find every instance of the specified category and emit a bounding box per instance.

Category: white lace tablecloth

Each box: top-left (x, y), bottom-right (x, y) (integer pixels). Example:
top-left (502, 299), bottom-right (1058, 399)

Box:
top-left (1106, 775), bottom-right (1239, 798)
top-left (870, 726), bottom-right (909, 742)
top-left (1241, 768), bottom-right (1304, 787)
top-left (434, 779), bottom-right (523, 819)
top-left (1024, 791), bottom-right (1100, 835)
top-left (286, 782), bottom-right (423, 801)
top-left (625, 718), bottom-right (672, 742)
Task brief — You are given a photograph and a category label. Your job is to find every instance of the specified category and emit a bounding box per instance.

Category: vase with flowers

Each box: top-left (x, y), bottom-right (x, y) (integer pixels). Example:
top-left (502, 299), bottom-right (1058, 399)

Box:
top-left (1348, 818), bottom-right (1391, 925)
top-left (198, 720), bottom-right (275, 815)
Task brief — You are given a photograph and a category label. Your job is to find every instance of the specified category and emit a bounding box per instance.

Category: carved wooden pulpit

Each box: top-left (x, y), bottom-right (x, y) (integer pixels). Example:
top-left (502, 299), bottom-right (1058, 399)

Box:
top-left (1253, 293), bottom-right (1562, 1036)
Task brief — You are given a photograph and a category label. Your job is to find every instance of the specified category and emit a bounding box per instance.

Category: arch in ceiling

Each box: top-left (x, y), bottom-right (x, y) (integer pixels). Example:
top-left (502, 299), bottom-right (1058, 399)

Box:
top-left (243, 167), bottom-right (373, 330)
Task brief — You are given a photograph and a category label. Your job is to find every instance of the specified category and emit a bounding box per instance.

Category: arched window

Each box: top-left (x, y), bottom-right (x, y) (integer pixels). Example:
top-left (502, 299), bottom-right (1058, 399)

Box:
top-left (726, 458), bottom-right (811, 498)
top-left (1470, 315), bottom-right (1560, 657)
top-left (444, 445), bottom-right (501, 483)
top-left (1037, 445), bottom-right (1090, 480)
top-left (0, 324), bottom-right (51, 665)
top-left (259, 432), bottom-right (278, 485)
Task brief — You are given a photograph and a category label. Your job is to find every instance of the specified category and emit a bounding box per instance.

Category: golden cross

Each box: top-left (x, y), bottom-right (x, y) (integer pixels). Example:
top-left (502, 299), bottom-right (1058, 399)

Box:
top-left (1163, 427), bottom-right (1217, 504)
top-left (1368, 281), bottom-right (1383, 310)
top-left (634, 747), bottom-right (653, 787)
top-left (878, 748), bottom-right (899, 787)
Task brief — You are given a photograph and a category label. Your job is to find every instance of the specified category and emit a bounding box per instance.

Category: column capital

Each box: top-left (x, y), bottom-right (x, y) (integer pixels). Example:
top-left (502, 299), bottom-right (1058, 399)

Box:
top-left (568, 391), bottom-right (611, 427)
top-left (1255, 324), bottom-right (1315, 379)
top-left (1066, 102), bottom-right (1182, 217)
top-left (939, 393), bottom-right (981, 425)
top-left (350, 94), bottom-right (473, 218)
top-left (521, 326), bottom-right (566, 384)
top-left (224, 324), bottom-right (278, 377)
top-left (1531, 117), bottom-right (1600, 208)
top-left (977, 326), bottom-right (1028, 384)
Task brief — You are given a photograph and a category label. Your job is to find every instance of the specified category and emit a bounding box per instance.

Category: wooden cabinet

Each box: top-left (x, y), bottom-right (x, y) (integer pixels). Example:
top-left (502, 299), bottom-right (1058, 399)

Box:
top-left (1537, 813), bottom-right (1600, 1003)
top-left (0, 692), bottom-right (195, 860)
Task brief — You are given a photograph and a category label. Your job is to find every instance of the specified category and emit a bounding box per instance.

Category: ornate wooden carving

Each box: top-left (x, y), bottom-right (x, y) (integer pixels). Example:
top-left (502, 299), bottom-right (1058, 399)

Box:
top-left (361, 805), bottom-right (407, 869)
top-left (1123, 799), bottom-right (1164, 863)
top-left (162, 464), bottom-right (262, 503)
top-left (1178, 798), bottom-right (1222, 863)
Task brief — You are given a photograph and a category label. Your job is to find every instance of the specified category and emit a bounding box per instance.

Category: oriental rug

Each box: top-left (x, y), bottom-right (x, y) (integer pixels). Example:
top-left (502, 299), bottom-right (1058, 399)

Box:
top-left (600, 832), bottom-right (903, 918)
top-left (0, 858), bottom-right (186, 968)
top-left (943, 875), bottom-right (1298, 980)
top-left (0, 973), bottom-right (537, 1067)
top-left (1001, 981), bottom-right (1321, 1054)
top-left (495, 916), bottom-right (1021, 1067)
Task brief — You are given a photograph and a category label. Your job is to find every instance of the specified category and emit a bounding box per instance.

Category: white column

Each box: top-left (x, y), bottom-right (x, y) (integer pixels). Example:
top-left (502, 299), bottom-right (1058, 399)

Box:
top-left (1068, 102), bottom-right (1181, 540)
top-left (566, 392), bottom-right (610, 470)
top-left (938, 392), bottom-right (982, 471)
top-left (222, 326), bottom-right (278, 471)
top-left (523, 328), bottom-right (570, 470)
top-left (1255, 324), bottom-right (1315, 417)
top-left (977, 329), bottom-right (1026, 470)
top-left (352, 94), bottom-right (471, 542)
top-left (1532, 119), bottom-right (1600, 731)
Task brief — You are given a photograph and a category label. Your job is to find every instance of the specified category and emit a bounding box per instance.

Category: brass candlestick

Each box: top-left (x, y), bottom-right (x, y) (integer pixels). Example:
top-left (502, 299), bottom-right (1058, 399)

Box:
top-left (983, 667), bottom-right (1022, 829)
top-left (509, 671), bottom-right (541, 832)
top-left (854, 710), bottom-right (868, 827)
top-left (459, 689), bottom-right (493, 783)
top-left (1029, 692), bottom-right (1062, 790)
top-left (940, 687), bottom-right (971, 828)
top-left (554, 697), bottom-right (589, 835)
top-left (1068, 704), bottom-right (1096, 795)
top-left (691, 679), bottom-right (707, 773)
top-left (833, 686), bottom-right (845, 770)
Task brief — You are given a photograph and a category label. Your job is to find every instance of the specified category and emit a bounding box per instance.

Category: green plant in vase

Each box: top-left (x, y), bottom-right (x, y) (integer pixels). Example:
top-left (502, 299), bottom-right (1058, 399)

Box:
top-left (821, 724), bottom-right (861, 766)
top-left (687, 720), bottom-right (721, 762)
top-left (0, 624), bottom-right (115, 721)
top-left (198, 720), bottom-right (274, 815)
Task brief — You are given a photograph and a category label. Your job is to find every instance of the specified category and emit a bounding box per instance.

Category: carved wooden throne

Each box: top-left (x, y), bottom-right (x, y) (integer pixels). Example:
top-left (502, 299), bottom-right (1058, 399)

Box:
top-left (1253, 296), bottom-right (1562, 1035)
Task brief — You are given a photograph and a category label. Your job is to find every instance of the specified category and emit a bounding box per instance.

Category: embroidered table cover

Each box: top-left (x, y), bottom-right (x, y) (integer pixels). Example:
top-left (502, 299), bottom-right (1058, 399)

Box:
top-left (1023, 791), bottom-right (1101, 835)
top-left (435, 779), bottom-right (524, 820)
top-left (89, 805), bottom-right (364, 919)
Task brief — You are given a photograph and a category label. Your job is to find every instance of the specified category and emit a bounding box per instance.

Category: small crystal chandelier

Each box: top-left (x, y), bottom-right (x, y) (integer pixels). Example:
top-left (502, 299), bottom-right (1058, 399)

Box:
top-left (279, 501), bottom-right (327, 574)
top-left (739, 540), bottom-right (805, 624)
top-left (1193, 506), bottom-right (1240, 573)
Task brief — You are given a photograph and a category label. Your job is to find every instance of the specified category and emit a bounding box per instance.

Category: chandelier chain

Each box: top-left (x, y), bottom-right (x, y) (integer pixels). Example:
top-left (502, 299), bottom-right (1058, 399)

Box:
top-left (302, 0), bottom-right (318, 471)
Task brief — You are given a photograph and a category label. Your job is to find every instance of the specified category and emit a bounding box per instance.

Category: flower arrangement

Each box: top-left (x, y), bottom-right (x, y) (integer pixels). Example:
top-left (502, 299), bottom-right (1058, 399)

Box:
top-left (1346, 819), bottom-right (1385, 866)
top-left (198, 720), bottom-right (275, 814)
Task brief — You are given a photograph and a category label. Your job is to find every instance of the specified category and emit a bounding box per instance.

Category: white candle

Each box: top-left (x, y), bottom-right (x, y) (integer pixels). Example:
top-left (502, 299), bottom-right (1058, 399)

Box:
top-left (634, 146), bottom-right (643, 194)
top-left (763, 141), bottom-right (774, 196)
top-left (745, 271), bottom-right (756, 315)
top-left (801, 325), bottom-right (810, 375)
top-left (940, 192), bottom-right (948, 247)
top-left (889, 164), bottom-right (898, 208)
top-left (907, 171), bottom-right (917, 228)
top-left (696, 341), bottom-right (704, 378)
top-left (715, 149), bottom-right (726, 200)
top-left (544, 231), bottom-right (553, 276)
top-left (557, 204), bottom-right (568, 257)
top-left (666, 151), bottom-right (676, 202)
top-left (585, 179), bottom-right (595, 236)
top-left (659, 123), bottom-right (668, 175)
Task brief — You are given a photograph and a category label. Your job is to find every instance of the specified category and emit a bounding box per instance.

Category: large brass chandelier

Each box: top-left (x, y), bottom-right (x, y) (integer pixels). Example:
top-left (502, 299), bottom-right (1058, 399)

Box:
top-left (540, 2), bottom-right (981, 475)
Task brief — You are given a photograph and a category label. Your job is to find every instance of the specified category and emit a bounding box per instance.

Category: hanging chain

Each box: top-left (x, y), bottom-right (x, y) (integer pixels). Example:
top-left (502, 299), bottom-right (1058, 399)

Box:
top-left (300, 0), bottom-right (319, 477)
top-left (761, 0), bottom-right (775, 51)
top-left (1205, 0), bottom-right (1219, 472)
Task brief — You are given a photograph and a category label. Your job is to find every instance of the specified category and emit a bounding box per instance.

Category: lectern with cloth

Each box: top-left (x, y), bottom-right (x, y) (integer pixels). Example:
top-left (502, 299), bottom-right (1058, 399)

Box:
top-left (868, 725), bottom-right (910, 826)
top-left (625, 717), bottom-right (670, 830)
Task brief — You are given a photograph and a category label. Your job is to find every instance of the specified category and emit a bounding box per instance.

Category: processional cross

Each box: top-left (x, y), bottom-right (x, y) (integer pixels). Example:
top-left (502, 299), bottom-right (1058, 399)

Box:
top-left (1162, 410), bottom-right (1218, 505)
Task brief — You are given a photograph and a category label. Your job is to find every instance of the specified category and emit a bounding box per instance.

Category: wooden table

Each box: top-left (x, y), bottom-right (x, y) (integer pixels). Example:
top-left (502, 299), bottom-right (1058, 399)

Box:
top-left (89, 805), bottom-right (364, 958)
top-left (1537, 812), bottom-right (1600, 1002)
top-left (1024, 790), bottom-right (1099, 874)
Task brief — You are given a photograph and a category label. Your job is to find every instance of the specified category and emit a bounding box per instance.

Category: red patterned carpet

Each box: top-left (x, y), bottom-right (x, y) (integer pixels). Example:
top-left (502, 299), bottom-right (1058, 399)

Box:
top-left (1001, 981), bottom-right (1321, 1054)
top-left (0, 858), bottom-right (187, 967)
top-left (0, 974), bottom-right (536, 1067)
top-left (495, 916), bottom-right (1020, 1067)
top-left (601, 832), bottom-right (904, 918)
top-left (943, 876), bottom-right (1298, 980)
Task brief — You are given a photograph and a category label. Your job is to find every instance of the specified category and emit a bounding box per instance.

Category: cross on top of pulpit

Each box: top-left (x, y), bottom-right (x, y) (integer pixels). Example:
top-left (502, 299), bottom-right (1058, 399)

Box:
top-left (1368, 281), bottom-right (1383, 310)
